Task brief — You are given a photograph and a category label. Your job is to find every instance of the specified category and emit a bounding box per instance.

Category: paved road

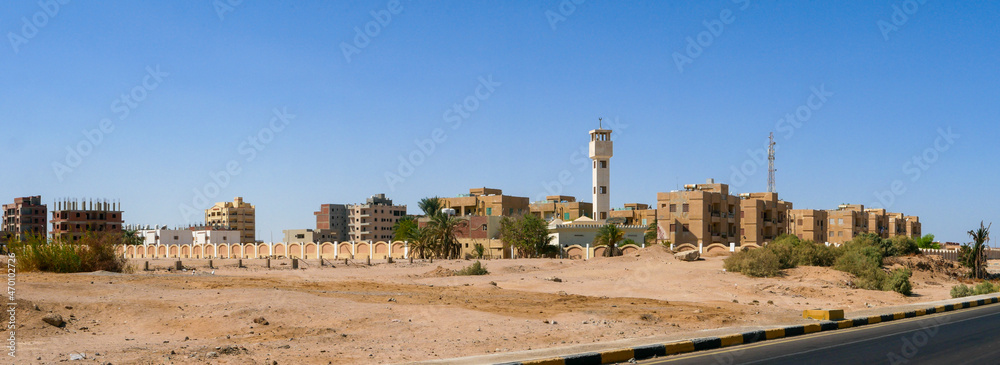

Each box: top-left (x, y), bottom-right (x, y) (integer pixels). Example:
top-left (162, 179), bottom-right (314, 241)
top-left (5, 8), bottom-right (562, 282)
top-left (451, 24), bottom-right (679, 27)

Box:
top-left (642, 303), bottom-right (1000, 365)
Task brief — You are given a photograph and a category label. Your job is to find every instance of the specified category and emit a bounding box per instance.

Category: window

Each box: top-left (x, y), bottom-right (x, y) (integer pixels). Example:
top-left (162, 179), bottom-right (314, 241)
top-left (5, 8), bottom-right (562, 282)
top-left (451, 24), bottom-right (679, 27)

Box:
top-left (669, 204), bottom-right (676, 212)
top-left (642, 219), bottom-right (647, 226)
top-left (669, 224), bottom-right (676, 231)
top-left (838, 231), bottom-right (843, 237)
top-left (564, 213), bottom-right (570, 220)
top-left (740, 211), bottom-right (745, 218)
top-left (599, 160), bottom-right (607, 168)
top-left (600, 212), bottom-right (607, 219)
top-left (682, 204), bottom-right (689, 213)
top-left (682, 224), bottom-right (690, 232)
top-left (486, 207), bottom-right (492, 215)
top-left (509, 208), bottom-right (514, 215)
top-left (838, 218), bottom-right (844, 225)
top-left (599, 186), bottom-right (607, 194)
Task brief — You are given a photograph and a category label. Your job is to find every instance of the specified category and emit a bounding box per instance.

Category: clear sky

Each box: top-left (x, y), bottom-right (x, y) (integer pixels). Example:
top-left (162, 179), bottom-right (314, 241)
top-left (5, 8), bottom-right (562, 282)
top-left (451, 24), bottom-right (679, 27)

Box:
top-left (2, 1), bottom-right (998, 244)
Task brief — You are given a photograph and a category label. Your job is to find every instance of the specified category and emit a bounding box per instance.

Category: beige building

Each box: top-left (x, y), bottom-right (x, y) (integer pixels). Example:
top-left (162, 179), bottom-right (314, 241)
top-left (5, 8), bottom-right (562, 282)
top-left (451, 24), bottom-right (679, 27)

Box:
top-left (205, 197), bottom-right (256, 243)
top-left (905, 216), bottom-right (922, 238)
top-left (314, 204), bottom-right (349, 242)
top-left (348, 194), bottom-right (406, 242)
top-left (788, 209), bottom-right (828, 243)
top-left (865, 208), bottom-right (890, 238)
top-left (440, 188), bottom-right (529, 217)
top-left (529, 195), bottom-right (593, 221)
top-left (656, 179), bottom-right (741, 246)
top-left (739, 192), bottom-right (792, 246)
top-left (825, 204), bottom-right (868, 244)
top-left (608, 203), bottom-right (657, 226)
top-left (50, 198), bottom-right (123, 242)
top-left (283, 228), bottom-right (336, 244)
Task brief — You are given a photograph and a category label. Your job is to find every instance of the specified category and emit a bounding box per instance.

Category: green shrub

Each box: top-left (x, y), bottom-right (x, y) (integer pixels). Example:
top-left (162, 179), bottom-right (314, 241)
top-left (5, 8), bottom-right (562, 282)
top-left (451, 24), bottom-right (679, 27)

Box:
top-left (10, 234), bottom-right (130, 273)
top-left (793, 242), bottom-right (841, 267)
top-left (888, 236), bottom-right (919, 257)
top-left (951, 284), bottom-right (972, 298)
top-left (835, 246), bottom-right (887, 291)
top-left (724, 249), bottom-right (781, 277)
top-left (455, 261), bottom-right (489, 276)
top-left (883, 268), bottom-right (913, 295)
top-left (972, 281), bottom-right (998, 295)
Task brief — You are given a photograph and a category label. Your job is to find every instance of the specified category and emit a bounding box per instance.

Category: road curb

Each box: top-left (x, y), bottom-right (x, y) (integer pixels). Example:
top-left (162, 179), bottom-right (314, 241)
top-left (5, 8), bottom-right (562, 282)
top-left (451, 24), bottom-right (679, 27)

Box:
top-left (495, 295), bottom-right (1000, 365)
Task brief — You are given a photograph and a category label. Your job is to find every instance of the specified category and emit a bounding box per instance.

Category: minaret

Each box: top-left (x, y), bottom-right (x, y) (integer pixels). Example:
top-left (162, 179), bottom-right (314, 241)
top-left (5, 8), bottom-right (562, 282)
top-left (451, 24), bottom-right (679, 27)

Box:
top-left (589, 120), bottom-right (613, 221)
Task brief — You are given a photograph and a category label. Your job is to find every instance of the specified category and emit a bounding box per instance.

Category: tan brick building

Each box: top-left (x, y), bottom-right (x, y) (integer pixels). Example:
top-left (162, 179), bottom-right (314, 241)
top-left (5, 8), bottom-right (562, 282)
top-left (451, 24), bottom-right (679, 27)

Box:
top-left (440, 188), bottom-right (529, 217)
top-left (905, 216), bottom-right (921, 238)
top-left (50, 198), bottom-right (123, 242)
top-left (2, 196), bottom-right (47, 241)
top-left (529, 195), bottom-right (593, 221)
top-left (314, 204), bottom-right (349, 241)
top-left (865, 208), bottom-right (890, 238)
top-left (739, 192), bottom-right (792, 246)
top-left (826, 204), bottom-right (868, 244)
top-left (788, 209), bottom-right (828, 243)
top-left (656, 179), bottom-right (741, 246)
top-left (348, 194), bottom-right (406, 242)
top-left (205, 197), bottom-right (256, 243)
top-left (608, 203), bottom-right (657, 226)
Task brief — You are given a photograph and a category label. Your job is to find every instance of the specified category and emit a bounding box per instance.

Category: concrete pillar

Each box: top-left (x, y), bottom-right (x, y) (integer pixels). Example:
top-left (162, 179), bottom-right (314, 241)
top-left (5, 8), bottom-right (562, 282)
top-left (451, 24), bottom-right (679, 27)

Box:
top-left (698, 242), bottom-right (703, 254)
top-left (387, 256), bottom-right (393, 264)
top-left (174, 261), bottom-right (182, 271)
top-left (144, 261), bottom-right (149, 271)
top-left (404, 241), bottom-right (409, 259)
top-left (292, 258), bottom-right (299, 269)
top-left (266, 258), bottom-right (270, 268)
top-left (586, 244), bottom-right (590, 260)
top-left (730, 242), bottom-right (736, 252)
top-left (208, 260), bottom-right (214, 269)
top-left (333, 241), bottom-right (338, 259)
top-left (669, 243), bottom-right (674, 251)
top-left (237, 259), bottom-right (243, 268)
top-left (366, 256), bottom-right (371, 266)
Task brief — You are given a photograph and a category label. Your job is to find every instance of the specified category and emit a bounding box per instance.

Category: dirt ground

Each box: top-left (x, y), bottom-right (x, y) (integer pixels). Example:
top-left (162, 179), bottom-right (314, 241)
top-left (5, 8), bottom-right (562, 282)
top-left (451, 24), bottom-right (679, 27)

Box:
top-left (11, 246), bottom-right (970, 364)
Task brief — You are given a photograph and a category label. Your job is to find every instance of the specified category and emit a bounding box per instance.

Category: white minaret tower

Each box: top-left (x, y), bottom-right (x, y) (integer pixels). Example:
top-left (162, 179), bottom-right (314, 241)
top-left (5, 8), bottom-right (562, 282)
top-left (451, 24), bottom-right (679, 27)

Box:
top-left (589, 119), bottom-right (613, 221)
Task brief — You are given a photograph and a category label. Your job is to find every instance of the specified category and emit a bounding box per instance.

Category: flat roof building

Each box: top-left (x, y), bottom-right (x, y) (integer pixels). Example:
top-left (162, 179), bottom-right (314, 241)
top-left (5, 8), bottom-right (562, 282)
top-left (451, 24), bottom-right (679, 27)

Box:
top-left (205, 197), bottom-right (255, 243)
top-left (529, 195), bottom-right (593, 222)
top-left (788, 209), bottom-right (828, 243)
top-left (3, 195), bottom-right (47, 241)
top-left (283, 228), bottom-right (337, 244)
top-left (348, 194), bottom-right (406, 242)
top-left (656, 179), bottom-right (741, 246)
top-left (440, 188), bottom-right (529, 217)
top-left (826, 204), bottom-right (868, 245)
top-left (314, 204), bottom-right (349, 242)
top-left (608, 203), bottom-right (656, 227)
top-left (739, 192), bottom-right (792, 246)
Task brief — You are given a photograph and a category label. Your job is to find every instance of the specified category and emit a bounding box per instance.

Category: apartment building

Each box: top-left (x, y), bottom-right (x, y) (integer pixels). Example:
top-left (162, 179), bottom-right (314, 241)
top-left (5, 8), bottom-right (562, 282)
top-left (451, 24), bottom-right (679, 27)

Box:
top-left (50, 198), bottom-right (123, 242)
top-left (826, 204), bottom-right (868, 244)
top-left (529, 195), bottom-right (593, 221)
top-left (440, 188), bottom-right (529, 217)
top-left (739, 192), bottom-right (792, 246)
top-left (314, 204), bottom-right (349, 241)
top-left (788, 209), bottom-right (828, 243)
top-left (135, 227), bottom-right (241, 245)
top-left (608, 203), bottom-right (657, 226)
top-left (2, 196), bottom-right (47, 241)
top-left (656, 179), bottom-right (741, 246)
top-left (348, 194), bottom-right (406, 242)
top-left (865, 208), bottom-right (890, 238)
top-left (205, 197), bottom-right (256, 243)
top-left (905, 216), bottom-right (921, 238)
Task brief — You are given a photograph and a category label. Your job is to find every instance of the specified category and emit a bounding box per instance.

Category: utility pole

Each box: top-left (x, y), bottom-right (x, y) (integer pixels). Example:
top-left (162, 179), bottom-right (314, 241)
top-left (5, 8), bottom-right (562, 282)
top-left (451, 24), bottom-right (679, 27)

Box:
top-left (767, 132), bottom-right (776, 193)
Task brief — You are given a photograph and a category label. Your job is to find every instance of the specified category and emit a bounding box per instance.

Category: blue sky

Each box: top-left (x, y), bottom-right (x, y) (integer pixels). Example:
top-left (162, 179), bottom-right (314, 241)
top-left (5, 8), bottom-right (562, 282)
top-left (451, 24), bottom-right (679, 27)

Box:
top-left (2, 1), bottom-right (998, 243)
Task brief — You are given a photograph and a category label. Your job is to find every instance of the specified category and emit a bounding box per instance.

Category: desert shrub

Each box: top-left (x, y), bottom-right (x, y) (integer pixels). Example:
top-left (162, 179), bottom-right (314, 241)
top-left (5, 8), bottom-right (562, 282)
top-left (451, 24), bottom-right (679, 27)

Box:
top-left (11, 234), bottom-right (130, 273)
top-left (455, 261), bottom-right (489, 276)
top-left (888, 236), bottom-right (920, 257)
top-left (765, 240), bottom-right (798, 270)
top-left (724, 249), bottom-right (781, 277)
top-left (793, 242), bottom-right (841, 267)
top-left (883, 268), bottom-right (913, 295)
top-left (835, 246), bottom-right (887, 290)
top-left (951, 284), bottom-right (972, 298)
top-left (973, 281), bottom-right (998, 295)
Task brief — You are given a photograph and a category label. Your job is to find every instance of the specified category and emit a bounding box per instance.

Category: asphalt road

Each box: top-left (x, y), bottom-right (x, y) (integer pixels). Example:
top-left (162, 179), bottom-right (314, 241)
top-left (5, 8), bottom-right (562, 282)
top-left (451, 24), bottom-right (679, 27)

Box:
top-left (641, 303), bottom-right (1000, 365)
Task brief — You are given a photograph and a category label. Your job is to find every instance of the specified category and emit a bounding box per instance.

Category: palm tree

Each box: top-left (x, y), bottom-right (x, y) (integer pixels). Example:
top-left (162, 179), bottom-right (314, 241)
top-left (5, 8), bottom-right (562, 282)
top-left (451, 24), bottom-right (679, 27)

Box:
top-left (593, 224), bottom-right (624, 257)
top-left (122, 229), bottom-right (143, 246)
top-left (418, 197), bottom-right (442, 217)
top-left (392, 216), bottom-right (418, 242)
top-left (644, 221), bottom-right (658, 245)
top-left (964, 222), bottom-right (991, 279)
top-left (408, 226), bottom-right (434, 259)
top-left (427, 213), bottom-right (465, 259)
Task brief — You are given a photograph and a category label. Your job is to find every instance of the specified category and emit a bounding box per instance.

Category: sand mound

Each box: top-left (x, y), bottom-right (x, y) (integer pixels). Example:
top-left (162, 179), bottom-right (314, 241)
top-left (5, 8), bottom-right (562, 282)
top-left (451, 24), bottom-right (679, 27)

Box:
top-left (885, 255), bottom-right (967, 278)
top-left (628, 244), bottom-right (674, 259)
top-left (421, 266), bottom-right (456, 278)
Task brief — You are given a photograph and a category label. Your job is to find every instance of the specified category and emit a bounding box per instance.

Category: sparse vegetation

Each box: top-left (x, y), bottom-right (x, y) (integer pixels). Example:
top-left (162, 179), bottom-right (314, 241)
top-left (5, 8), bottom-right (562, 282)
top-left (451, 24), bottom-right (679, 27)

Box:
top-left (725, 233), bottom-right (917, 295)
top-left (950, 281), bottom-right (999, 298)
top-left (960, 222), bottom-right (991, 279)
top-left (499, 214), bottom-right (558, 258)
top-left (455, 260), bottom-right (489, 276)
top-left (11, 233), bottom-right (131, 273)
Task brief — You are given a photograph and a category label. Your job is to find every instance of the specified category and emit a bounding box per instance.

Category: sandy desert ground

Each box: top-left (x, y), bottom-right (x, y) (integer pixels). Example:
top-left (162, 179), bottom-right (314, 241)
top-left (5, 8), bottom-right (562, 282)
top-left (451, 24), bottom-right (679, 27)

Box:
top-left (10, 246), bottom-right (971, 364)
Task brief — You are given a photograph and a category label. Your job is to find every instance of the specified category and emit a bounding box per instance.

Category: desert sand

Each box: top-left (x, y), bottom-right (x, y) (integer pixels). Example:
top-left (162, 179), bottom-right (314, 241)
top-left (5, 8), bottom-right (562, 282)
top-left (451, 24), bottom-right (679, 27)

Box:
top-left (11, 246), bottom-right (969, 364)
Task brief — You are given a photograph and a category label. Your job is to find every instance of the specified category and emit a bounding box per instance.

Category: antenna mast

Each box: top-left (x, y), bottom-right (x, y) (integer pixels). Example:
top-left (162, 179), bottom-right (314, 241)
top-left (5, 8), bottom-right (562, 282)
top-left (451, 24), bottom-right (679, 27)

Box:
top-left (767, 132), bottom-right (776, 193)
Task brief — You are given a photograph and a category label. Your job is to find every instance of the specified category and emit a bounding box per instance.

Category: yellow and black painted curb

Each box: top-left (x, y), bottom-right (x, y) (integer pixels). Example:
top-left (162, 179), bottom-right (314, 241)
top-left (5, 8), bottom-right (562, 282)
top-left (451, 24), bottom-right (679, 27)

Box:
top-left (496, 296), bottom-right (1000, 365)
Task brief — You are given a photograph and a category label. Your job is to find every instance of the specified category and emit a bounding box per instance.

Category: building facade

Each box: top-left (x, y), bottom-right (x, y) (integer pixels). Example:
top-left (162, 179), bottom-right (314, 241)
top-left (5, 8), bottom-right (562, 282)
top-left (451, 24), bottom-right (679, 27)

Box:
top-left (2, 196), bottom-right (47, 241)
top-left (529, 195), bottom-right (593, 221)
top-left (826, 204), bottom-right (868, 244)
top-left (348, 194), bottom-right (406, 242)
top-left (50, 198), bottom-right (123, 242)
top-left (608, 203), bottom-right (657, 226)
top-left (589, 127), bottom-right (613, 221)
top-left (656, 179), bottom-right (741, 246)
top-left (205, 197), bottom-right (256, 243)
top-left (283, 229), bottom-right (337, 244)
top-left (739, 192), bottom-right (792, 246)
top-left (865, 208), bottom-right (890, 238)
top-left (314, 204), bottom-right (349, 242)
top-left (904, 216), bottom-right (921, 238)
top-left (440, 188), bottom-right (529, 217)
top-left (788, 209), bottom-right (828, 243)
